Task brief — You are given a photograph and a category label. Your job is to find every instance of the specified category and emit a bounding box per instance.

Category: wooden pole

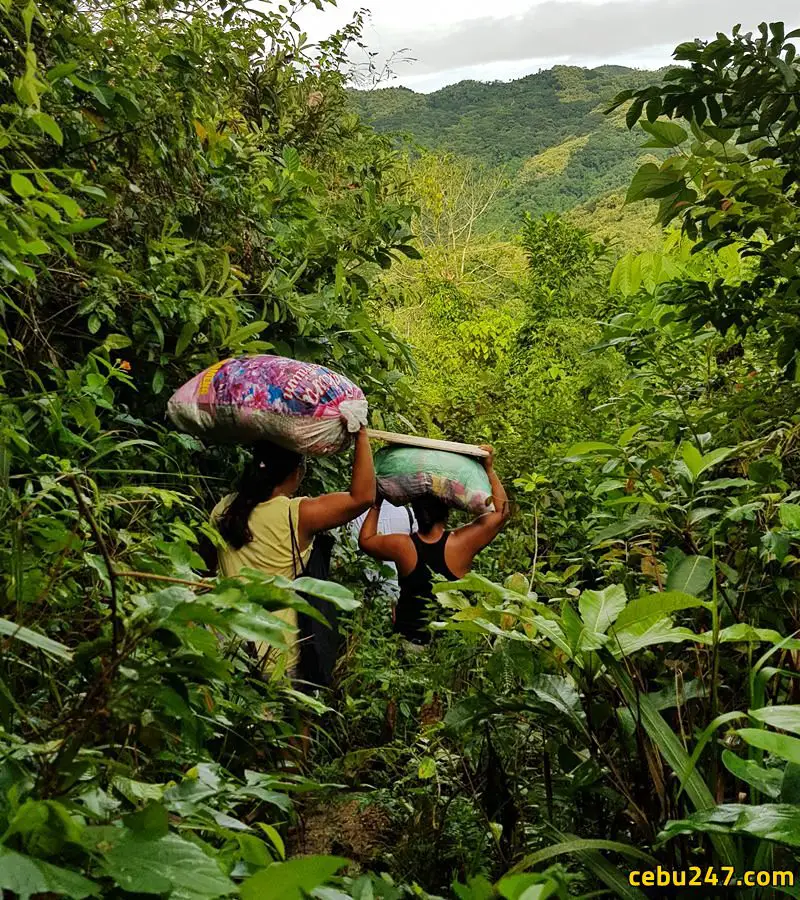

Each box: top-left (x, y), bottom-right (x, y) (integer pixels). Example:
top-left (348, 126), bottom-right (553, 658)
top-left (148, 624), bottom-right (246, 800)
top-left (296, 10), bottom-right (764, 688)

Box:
top-left (366, 429), bottom-right (489, 458)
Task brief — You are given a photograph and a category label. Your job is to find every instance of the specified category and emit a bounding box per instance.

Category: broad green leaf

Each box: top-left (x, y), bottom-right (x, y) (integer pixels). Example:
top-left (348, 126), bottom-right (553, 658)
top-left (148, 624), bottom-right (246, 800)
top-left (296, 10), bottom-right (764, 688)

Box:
top-left (22, 238), bottom-right (49, 255)
top-left (235, 834), bottom-right (272, 868)
top-left (418, 756), bottom-right (436, 779)
top-left (660, 803), bottom-right (800, 848)
top-left (781, 764), bottom-right (800, 804)
top-left (103, 333), bottom-right (132, 350)
top-left (618, 678), bottom-right (708, 727)
top-left (0, 617), bottom-right (72, 660)
top-left (225, 321), bottom-right (268, 347)
top-left (610, 256), bottom-right (637, 296)
top-left (282, 687), bottom-right (333, 716)
top-left (396, 243), bottom-right (423, 260)
top-left (738, 729), bottom-right (800, 765)
top-left (610, 616), bottom-right (695, 657)
top-left (617, 423), bottom-right (644, 446)
top-left (626, 163), bottom-right (681, 203)
top-left (240, 856), bottom-right (348, 900)
top-left (564, 441), bottom-right (620, 460)
top-left (691, 625), bottom-right (800, 649)
top-left (436, 571), bottom-right (511, 597)
top-left (578, 584), bottom-right (627, 635)
top-left (0, 847), bottom-right (98, 900)
top-left (63, 217), bottom-right (106, 233)
top-left (779, 503), bottom-right (800, 531)
top-left (724, 501), bottom-right (765, 523)
top-left (22, 0), bottom-right (35, 40)
top-left (11, 173), bottom-right (36, 198)
top-left (85, 828), bottom-right (236, 896)
top-left (665, 555), bottom-right (713, 595)
top-left (529, 615), bottom-right (572, 657)
top-left (688, 507), bottom-right (719, 525)
top-left (613, 590), bottom-right (707, 632)
top-left (721, 750), bottom-right (782, 799)
top-left (229, 611), bottom-right (290, 648)
top-left (591, 515), bottom-right (655, 543)
top-left (696, 446), bottom-right (734, 476)
top-left (504, 572), bottom-right (530, 595)
top-left (640, 119), bottom-right (688, 147)
top-left (175, 321), bottom-right (197, 356)
top-left (436, 572), bottom-right (552, 615)
top-left (563, 599), bottom-right (606, 653)
top-left (682, 446), bottom-right (735, 486)
top-left (47, 60), bottom-right (78, 81)
top-left (282, 146), bottom-right (301, 173)
top-left (531, 674), bottom-right (586, 731)
top-left (496, 874), bottom-right (557, 900)
top-left (255, 823), bottom-right (286, 859)
top-left (443, 616), bottom-right (530, 642)
top-left (701, 477), bottom-right (752, 492)
top-left (455, 875), bottom-right (495, 900)
top-left (4, 798), bottom-right (83, 848)
top-left (31, 112), bottom-right (63, 145)
top-left (122, 802), bottom-right (169, 839)
top-left (681, 443), bottom-right (703, 480)
top-left (749, 457), bottom-right (782, 485)
top-left (749, 706), bottom-right (800, 736)
top-left (111, 776), bottom-right (165, 804)
top-left (152, 368), bottom-right (165, 394)
top-left (291, 577), bottom-right (360, 611)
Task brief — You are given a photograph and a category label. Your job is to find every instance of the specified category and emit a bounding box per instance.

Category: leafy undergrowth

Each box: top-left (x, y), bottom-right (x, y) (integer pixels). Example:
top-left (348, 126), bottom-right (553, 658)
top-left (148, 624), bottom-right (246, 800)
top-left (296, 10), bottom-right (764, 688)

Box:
top-left (4, 0), bottom-right (800, 897)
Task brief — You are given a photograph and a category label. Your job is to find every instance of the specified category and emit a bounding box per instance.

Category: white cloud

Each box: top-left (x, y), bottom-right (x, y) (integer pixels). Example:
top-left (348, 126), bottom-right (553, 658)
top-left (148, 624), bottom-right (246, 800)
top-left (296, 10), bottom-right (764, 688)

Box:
top-left (294, 0), bottom-right (800, 92)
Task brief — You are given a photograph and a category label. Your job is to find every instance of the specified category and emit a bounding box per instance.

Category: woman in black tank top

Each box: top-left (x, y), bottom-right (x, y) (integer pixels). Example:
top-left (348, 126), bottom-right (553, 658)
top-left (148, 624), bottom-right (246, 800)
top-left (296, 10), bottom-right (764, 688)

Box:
top-left (395, 506), bottom-right (456, 643)
top-left (359, 448), bottom-right (511, 646)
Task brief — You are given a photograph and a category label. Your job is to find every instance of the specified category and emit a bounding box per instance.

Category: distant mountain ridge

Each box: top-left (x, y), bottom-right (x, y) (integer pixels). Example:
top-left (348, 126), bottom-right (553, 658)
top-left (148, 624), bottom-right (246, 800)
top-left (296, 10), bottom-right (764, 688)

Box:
top-left (350, 65), bottom-right (667, 229)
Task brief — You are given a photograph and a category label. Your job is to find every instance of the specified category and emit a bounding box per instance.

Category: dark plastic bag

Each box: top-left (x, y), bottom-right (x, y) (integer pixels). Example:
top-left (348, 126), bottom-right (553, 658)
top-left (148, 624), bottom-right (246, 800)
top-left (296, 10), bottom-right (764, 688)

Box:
top-left (290, 512), bottom-right (339, 688)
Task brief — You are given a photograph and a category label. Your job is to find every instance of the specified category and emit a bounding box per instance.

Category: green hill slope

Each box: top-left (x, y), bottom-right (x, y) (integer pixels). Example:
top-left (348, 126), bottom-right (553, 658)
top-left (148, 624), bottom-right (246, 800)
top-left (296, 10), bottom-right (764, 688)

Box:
top-left (350, 65), bottom-right (666, 228)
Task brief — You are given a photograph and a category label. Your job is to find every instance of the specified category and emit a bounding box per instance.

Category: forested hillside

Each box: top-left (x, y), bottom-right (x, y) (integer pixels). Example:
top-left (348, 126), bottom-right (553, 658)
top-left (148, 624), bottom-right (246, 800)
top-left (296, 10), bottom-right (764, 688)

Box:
top-left (351, 66), bottom-right (664, 225)
top-left (4, 1), bottom-right (800, 898)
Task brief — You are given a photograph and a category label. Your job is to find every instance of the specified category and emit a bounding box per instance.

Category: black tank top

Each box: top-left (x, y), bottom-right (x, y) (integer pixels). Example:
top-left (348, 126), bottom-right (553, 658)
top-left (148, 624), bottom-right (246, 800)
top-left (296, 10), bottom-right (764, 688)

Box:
top-left (395, 532), bottom-right (455, 643)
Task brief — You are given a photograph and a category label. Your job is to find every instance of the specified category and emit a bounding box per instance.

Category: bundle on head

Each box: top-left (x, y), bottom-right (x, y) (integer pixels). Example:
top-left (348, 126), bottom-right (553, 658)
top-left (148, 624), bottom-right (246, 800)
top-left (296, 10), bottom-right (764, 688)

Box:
top-left (375, 446), bottom-right (493, 515)
top-left (168, 355), bottom-right (368, 455)
top-left (217, 442), bottom-right (304, 549)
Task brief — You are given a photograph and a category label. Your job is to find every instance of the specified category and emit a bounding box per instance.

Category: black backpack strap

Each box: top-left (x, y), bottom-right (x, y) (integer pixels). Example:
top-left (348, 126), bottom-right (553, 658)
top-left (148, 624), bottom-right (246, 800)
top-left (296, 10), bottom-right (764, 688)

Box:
top-left (289, 507), bottom-right (301, 579)
top-left (288, 507), bottom-right (339, 689)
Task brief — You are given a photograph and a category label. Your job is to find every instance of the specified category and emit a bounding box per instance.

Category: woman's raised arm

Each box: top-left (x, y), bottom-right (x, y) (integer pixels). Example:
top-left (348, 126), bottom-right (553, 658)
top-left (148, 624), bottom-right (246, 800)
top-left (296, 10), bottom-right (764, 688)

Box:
top-left (449, 446), bottom-right (510, 567)
top-left (298, 428), bottom-right (376, 542)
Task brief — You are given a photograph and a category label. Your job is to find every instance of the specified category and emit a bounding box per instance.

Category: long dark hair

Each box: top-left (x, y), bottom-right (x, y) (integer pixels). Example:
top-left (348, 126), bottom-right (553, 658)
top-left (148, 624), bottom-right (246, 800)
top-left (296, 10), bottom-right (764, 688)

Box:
top-left (411, 495), bottom-right (450, 534)
top-left (217, 442), bottom-right (304, 550)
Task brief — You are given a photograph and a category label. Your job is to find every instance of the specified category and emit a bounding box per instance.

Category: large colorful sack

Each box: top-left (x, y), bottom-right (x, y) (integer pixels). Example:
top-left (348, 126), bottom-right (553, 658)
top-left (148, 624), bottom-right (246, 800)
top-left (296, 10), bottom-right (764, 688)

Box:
top-left (167, 355), bottom-right (367, 455)
top-left (375, 446), bottom-right (494, 515)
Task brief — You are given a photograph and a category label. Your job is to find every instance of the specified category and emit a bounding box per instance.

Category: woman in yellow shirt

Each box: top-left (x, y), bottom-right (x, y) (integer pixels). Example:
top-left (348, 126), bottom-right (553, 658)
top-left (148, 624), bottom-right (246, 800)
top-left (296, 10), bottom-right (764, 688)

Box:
top-left (212, 427), bottom-right (375, 676)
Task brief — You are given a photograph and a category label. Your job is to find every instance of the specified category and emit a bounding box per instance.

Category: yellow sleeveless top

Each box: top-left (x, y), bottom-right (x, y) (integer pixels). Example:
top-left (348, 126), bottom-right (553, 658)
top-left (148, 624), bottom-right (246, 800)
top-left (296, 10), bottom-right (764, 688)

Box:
top-left (211, 494), bottom-right (313, 672)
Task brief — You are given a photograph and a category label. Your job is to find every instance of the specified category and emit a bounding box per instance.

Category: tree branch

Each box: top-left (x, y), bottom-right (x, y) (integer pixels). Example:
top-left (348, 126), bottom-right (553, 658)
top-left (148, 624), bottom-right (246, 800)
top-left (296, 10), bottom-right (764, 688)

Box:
top-left (68, 475), bottom-right (120, 659)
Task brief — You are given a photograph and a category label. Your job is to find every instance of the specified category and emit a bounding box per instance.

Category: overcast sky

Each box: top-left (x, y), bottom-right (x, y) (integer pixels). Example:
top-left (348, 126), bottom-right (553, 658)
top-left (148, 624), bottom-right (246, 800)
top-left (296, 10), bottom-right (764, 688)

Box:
top-left (295, 0), bottom-right (800, 92)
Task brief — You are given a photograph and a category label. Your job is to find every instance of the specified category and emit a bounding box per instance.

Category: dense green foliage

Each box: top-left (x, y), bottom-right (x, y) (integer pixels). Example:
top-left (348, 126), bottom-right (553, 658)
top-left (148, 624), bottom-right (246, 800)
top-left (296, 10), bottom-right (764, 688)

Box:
top-left (0, 0), bottom-right (420, 896)
top-left (6, 2), bottom-right (800, 899)
top-left (608, 22), bottom-right (800, 377)
top-left (350, 66), bottom-right (664, 226)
